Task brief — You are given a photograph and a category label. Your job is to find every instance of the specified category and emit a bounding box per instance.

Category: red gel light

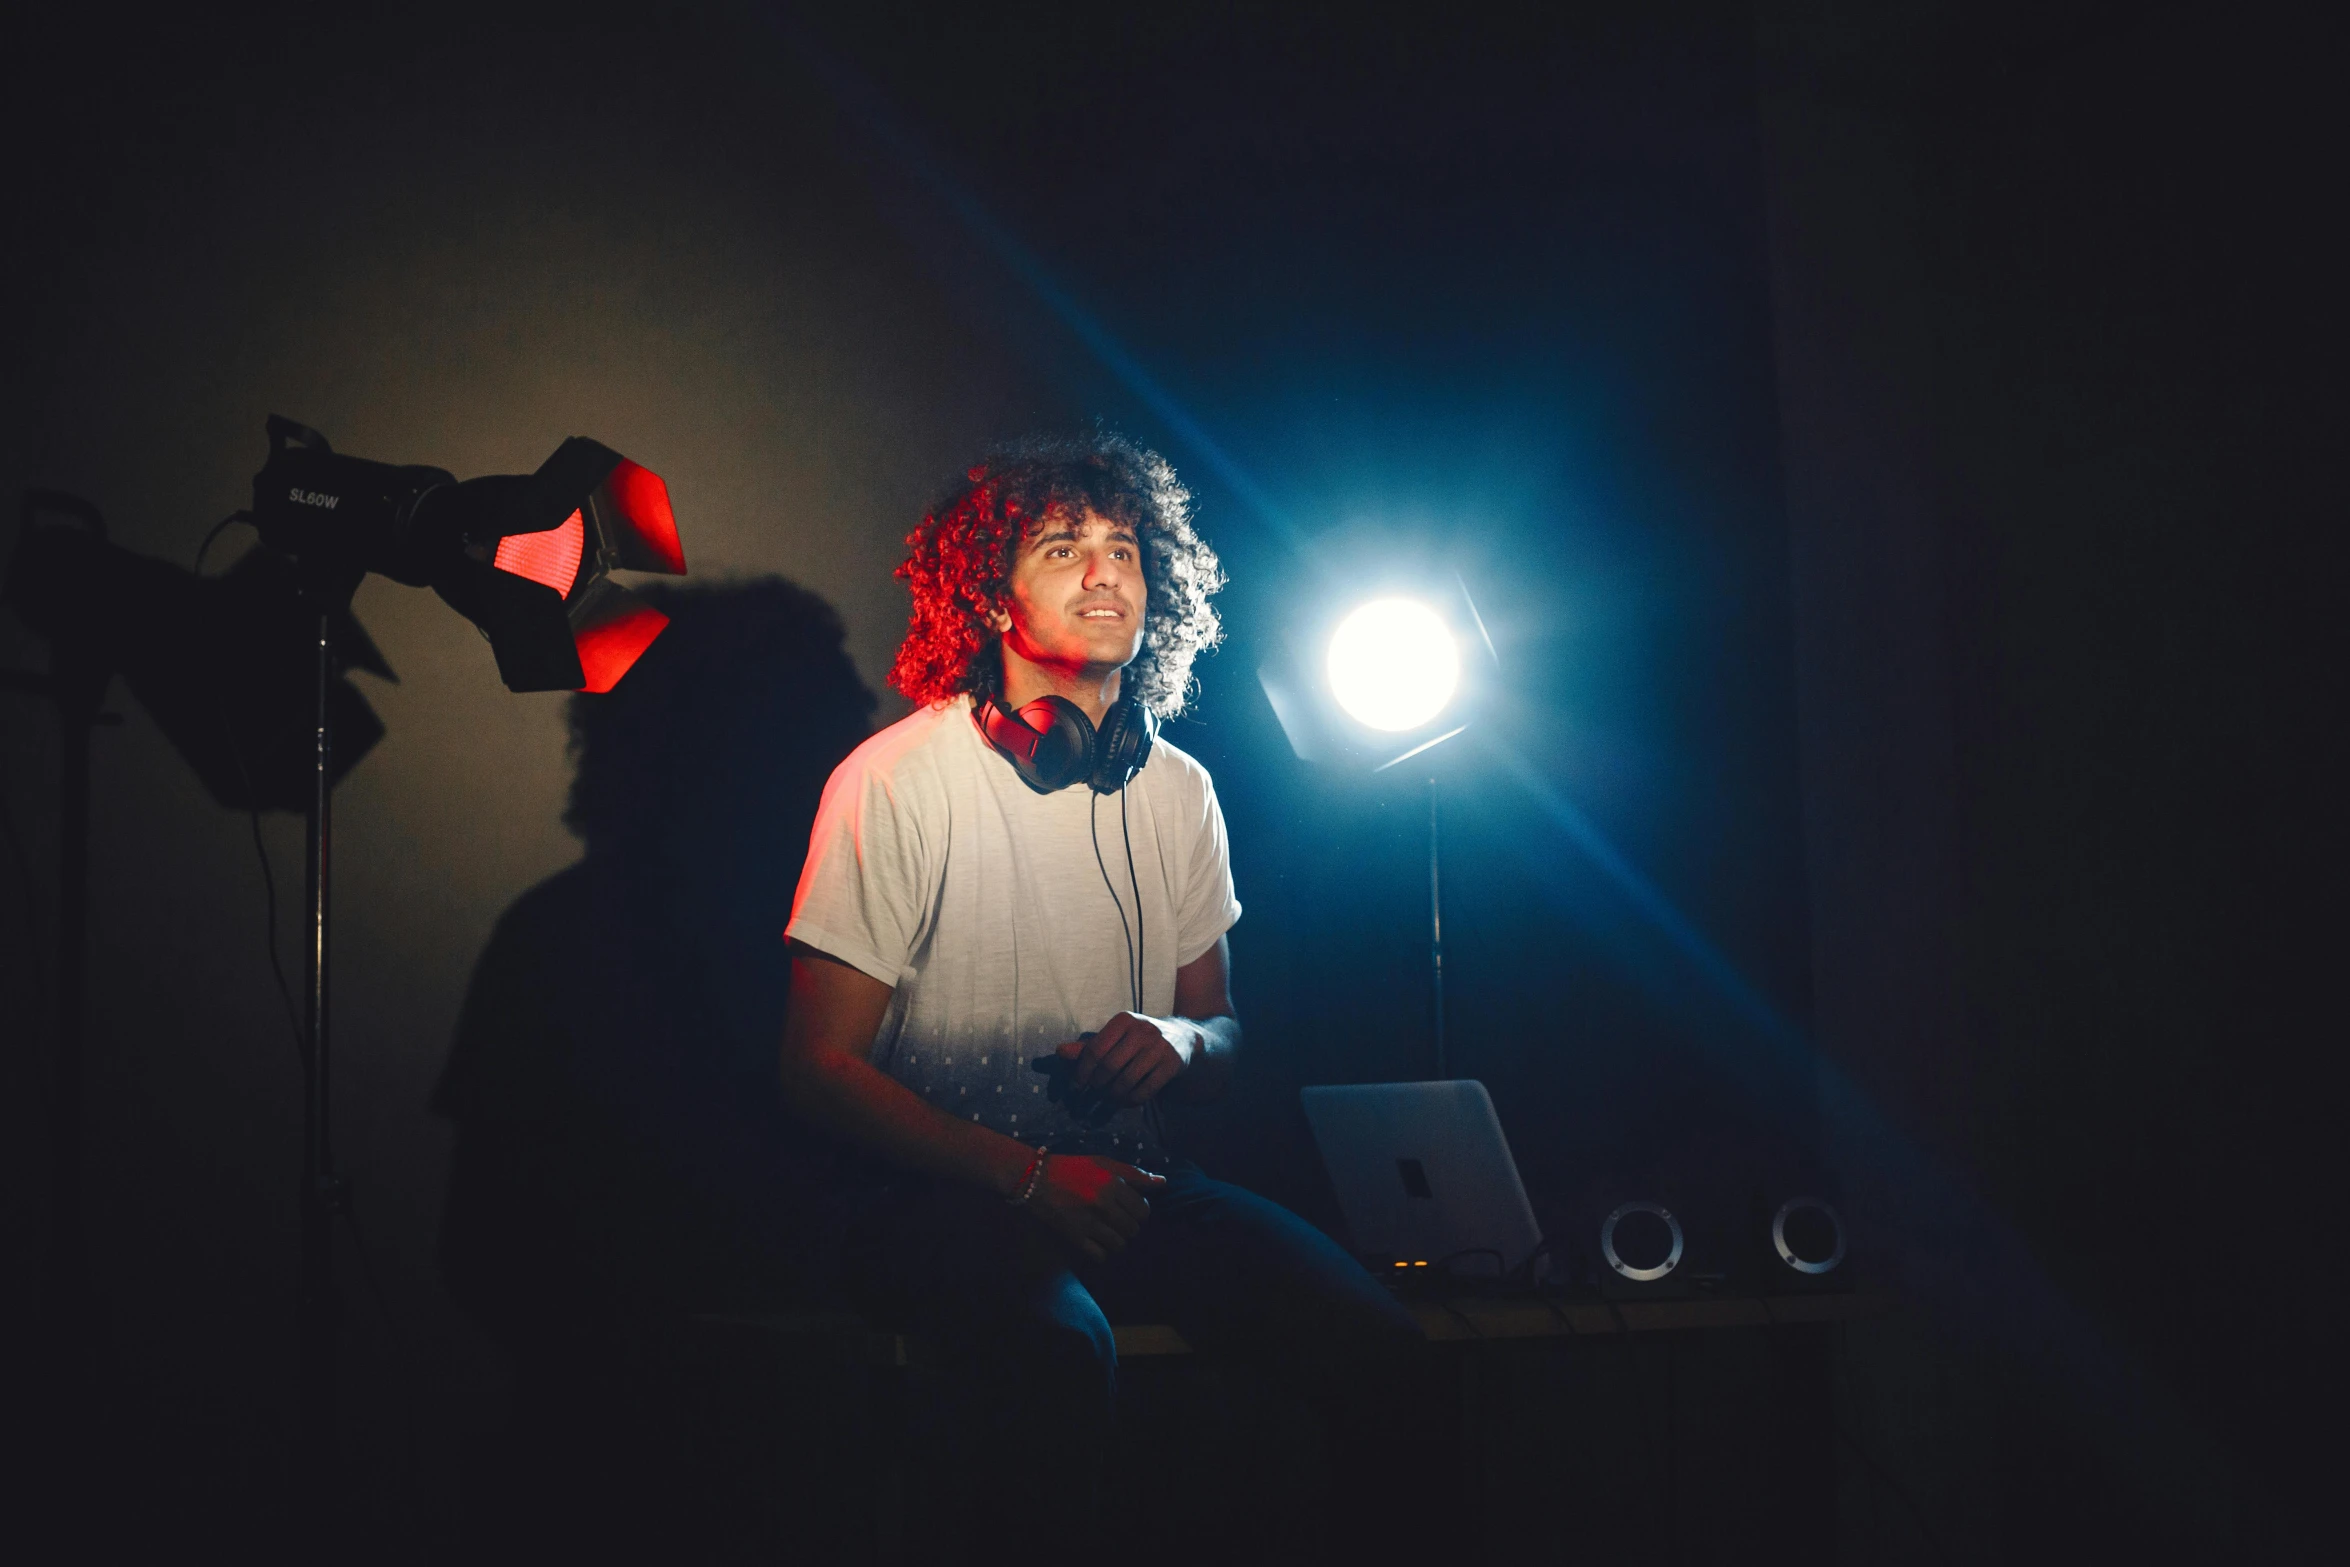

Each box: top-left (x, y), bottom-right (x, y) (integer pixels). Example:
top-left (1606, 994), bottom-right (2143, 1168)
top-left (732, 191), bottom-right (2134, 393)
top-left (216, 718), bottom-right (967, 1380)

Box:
top-left (492, 509), bottom-right (585, 599)
top-left (574, 598), bottom-right (670, 693)
top-left (604, 461), bottom-right (685, 575)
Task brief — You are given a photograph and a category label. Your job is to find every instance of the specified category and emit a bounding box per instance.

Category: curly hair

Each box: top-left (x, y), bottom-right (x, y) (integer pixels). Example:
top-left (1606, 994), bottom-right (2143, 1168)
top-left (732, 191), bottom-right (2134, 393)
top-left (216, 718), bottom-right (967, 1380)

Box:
top-left (888, 430), bottom-right (1225, 718)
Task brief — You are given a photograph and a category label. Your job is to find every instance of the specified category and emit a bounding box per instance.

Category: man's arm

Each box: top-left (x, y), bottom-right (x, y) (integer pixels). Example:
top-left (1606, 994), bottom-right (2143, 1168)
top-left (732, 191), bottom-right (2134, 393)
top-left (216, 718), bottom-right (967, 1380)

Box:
top-left (1059, 934), bottom-right (1240, 1107)
top-left (779, 943), bottom-right (1035, 1193)
top-left (780, 942), bottom-right (1164, 1259)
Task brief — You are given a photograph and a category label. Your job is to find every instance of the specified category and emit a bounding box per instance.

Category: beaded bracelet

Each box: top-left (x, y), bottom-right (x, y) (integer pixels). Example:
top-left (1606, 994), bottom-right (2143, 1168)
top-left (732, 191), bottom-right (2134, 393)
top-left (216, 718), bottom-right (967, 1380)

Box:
top-left (1006, 1148), bottom-right (1051, 1207)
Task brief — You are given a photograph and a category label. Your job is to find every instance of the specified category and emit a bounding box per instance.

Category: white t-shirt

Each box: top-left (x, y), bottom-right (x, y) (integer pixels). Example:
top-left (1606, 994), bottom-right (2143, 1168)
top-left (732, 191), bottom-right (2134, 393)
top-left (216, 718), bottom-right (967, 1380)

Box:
top-left (785, 695), bottom-right (1243, 1163)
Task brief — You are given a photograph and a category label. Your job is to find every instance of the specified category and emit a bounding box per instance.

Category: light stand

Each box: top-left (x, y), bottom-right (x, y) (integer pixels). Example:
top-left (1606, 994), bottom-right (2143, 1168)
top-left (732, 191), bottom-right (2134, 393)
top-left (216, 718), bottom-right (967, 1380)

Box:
top-left (4, 496), bottom-right (396, 1474)
top-left (240, 415), bottom-right (687, 1505)
top-left (292, 567), bottom-right (360, 1508)
top-left (4, 417), bottom-right (685, 1524)
top-left (1258, 583), bottom-right (1492, 1083)
top-left (1419, 770), bottom-right (1438, 1080)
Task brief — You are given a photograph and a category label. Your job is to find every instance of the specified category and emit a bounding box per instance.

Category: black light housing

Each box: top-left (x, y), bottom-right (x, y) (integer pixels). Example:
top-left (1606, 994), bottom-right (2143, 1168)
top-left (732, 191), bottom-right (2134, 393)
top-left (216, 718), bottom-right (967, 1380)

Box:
top-left (4, 493), bottom-right (391, 810)
top-left (250, 416), bottom-right (686, 692)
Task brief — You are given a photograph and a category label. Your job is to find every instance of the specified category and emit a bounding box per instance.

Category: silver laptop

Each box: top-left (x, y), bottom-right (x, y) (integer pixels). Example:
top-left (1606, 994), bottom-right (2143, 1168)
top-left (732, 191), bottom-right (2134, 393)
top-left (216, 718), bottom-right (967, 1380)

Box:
top-left (1301, 1079), bottom-right (1545, 1280)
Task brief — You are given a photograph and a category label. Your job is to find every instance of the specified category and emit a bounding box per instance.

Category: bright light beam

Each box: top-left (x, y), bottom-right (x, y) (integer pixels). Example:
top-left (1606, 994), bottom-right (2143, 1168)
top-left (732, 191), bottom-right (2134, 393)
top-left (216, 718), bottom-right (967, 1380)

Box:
top-left (765, 9), bottom-right (1300, 549)
top-left (1483, 735), bottom-right (2237, 1527)
top-left (1327, 598), bottom-right (1460, 732)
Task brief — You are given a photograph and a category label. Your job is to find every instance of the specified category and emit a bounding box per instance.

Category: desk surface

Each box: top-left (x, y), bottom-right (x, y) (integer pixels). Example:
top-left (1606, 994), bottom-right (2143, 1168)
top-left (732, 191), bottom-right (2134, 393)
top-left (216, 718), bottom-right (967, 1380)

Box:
top-left (706, 1290), bottom-right (1892, 1362)
top-left (1111, 1289), bottom-right (1891, 1356)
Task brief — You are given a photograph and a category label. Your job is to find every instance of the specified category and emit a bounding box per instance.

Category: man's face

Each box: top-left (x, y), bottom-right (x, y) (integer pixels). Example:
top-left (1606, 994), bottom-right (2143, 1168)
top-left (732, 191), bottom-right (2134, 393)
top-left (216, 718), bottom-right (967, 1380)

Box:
top-left (997, 506), bottom-right (1146, 676)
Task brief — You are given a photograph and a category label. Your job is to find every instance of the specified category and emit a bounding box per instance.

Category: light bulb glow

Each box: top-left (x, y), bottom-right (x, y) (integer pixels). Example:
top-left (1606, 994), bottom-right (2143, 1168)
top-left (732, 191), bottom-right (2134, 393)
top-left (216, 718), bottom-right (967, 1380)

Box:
top-left (1325, 598), bottom-right (1460, 732)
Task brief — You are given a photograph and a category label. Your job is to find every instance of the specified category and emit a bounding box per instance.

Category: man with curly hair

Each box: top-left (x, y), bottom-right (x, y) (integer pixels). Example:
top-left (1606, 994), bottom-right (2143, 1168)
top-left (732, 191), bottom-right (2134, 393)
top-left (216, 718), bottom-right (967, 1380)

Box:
top-left (780, 432), bottom-right (1431, 1558)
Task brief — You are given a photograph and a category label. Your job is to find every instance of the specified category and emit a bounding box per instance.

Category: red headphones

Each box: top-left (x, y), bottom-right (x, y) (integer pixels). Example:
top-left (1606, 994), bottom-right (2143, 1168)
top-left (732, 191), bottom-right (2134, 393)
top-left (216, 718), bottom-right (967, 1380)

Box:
top-left (972, 690), bottom-right (1156, 794)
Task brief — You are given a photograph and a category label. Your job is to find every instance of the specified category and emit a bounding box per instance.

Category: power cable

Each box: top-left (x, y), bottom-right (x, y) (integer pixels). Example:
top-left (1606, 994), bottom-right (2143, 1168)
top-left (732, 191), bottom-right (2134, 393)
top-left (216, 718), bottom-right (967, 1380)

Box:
top-left (191, 515), bottom-right (305, 1068)
top-left (191, 513), bottom-right (243, 577)
top-left (199, 517), bottom-right (426, 1537)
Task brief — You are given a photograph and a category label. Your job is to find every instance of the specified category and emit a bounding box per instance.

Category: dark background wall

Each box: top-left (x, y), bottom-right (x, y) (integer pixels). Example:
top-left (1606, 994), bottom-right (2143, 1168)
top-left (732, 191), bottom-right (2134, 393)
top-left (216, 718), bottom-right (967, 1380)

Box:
top-left (1762, 1), bottom-right (2341, 1559)
top-left (3, 1), bottom-right (2335, 1561)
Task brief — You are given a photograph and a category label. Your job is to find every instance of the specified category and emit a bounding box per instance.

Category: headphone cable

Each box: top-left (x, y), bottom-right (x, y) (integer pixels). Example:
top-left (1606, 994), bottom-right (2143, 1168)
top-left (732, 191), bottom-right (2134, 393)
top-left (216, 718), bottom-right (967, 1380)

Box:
top-left (1119, 782), bottom-right (1144, 1012)
top-left (1089, 789), bottom-right (1139, 1014)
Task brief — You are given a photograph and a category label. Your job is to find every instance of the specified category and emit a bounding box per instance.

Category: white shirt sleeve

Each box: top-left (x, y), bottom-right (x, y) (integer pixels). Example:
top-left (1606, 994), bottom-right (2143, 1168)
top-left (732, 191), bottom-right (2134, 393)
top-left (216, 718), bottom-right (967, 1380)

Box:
top-left (1176, 769), bottom-right (1244, 966)
top-left (785, 748), bottom-right (935, 989)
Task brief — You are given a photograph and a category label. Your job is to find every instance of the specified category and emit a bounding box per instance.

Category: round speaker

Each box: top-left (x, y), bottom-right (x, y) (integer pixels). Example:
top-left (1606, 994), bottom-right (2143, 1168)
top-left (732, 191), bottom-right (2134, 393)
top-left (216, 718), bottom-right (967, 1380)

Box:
top-left (1600, 1201), bottom-right (1684, 1282)
top-left (1770, 1198), bottom-right (1847, 1276)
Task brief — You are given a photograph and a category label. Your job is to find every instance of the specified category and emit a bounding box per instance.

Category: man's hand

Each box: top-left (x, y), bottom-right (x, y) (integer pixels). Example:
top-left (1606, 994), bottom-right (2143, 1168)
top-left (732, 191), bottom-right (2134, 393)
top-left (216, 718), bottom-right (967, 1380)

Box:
top-left (1026, 1155), bottom-right (1167, 1261)
top-left (1057, 1012), bottom-right (1199, 1108)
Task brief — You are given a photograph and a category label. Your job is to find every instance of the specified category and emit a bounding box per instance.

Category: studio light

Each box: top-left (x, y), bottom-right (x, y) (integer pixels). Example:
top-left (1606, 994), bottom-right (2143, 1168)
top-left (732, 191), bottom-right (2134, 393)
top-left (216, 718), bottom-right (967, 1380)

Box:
top-left (239, 414), bottom-right (695, 1482)
top-left (1325, 597), bottom-right (1461, 733)
top-left (1258, 566), bottom-right (1496, 1079)
top-left (4, 419), bottom-right (693, 1491)
top-left (1257, 574), bottom-right (1492, 774)
top-left (250, 416), bottom-right (687, 692)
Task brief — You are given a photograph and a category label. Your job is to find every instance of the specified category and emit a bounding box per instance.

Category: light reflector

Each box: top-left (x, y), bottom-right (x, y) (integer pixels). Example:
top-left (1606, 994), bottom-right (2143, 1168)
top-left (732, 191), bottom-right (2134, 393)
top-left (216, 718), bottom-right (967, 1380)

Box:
top-left (1326, 597), bottom-right (1460, 732)
top-left (598, 460), bottom-right (685, 575)
top-left (571, 583), bottom-right (672, 694)
top-left (492, 509), bottom-right (585, 598)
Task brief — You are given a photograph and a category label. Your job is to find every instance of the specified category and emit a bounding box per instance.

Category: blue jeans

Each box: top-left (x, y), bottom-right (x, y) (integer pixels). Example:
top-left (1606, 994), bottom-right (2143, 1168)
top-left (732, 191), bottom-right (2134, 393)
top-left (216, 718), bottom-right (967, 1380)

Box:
top-left (832, 1161), bottom-right (1445, 1562)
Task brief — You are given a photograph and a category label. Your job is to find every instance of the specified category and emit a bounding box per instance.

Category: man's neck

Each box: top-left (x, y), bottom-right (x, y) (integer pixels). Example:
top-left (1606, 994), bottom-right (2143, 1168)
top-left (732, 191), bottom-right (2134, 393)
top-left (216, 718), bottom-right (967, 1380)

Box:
top-left (999, 643), bottom-right (1124, 727)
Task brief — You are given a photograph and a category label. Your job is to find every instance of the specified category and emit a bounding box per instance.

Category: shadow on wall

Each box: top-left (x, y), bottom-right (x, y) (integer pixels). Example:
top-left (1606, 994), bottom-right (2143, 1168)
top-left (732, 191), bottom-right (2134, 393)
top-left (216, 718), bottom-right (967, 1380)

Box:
top-left (430, 577), bottom-right (874, 1552)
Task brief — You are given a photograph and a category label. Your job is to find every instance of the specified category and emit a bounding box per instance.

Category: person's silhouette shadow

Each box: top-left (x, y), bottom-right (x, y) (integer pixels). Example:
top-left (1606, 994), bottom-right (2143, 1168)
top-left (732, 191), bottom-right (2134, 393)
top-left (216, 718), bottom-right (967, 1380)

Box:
top-left (432, 578), bottom-right (875, 1557)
